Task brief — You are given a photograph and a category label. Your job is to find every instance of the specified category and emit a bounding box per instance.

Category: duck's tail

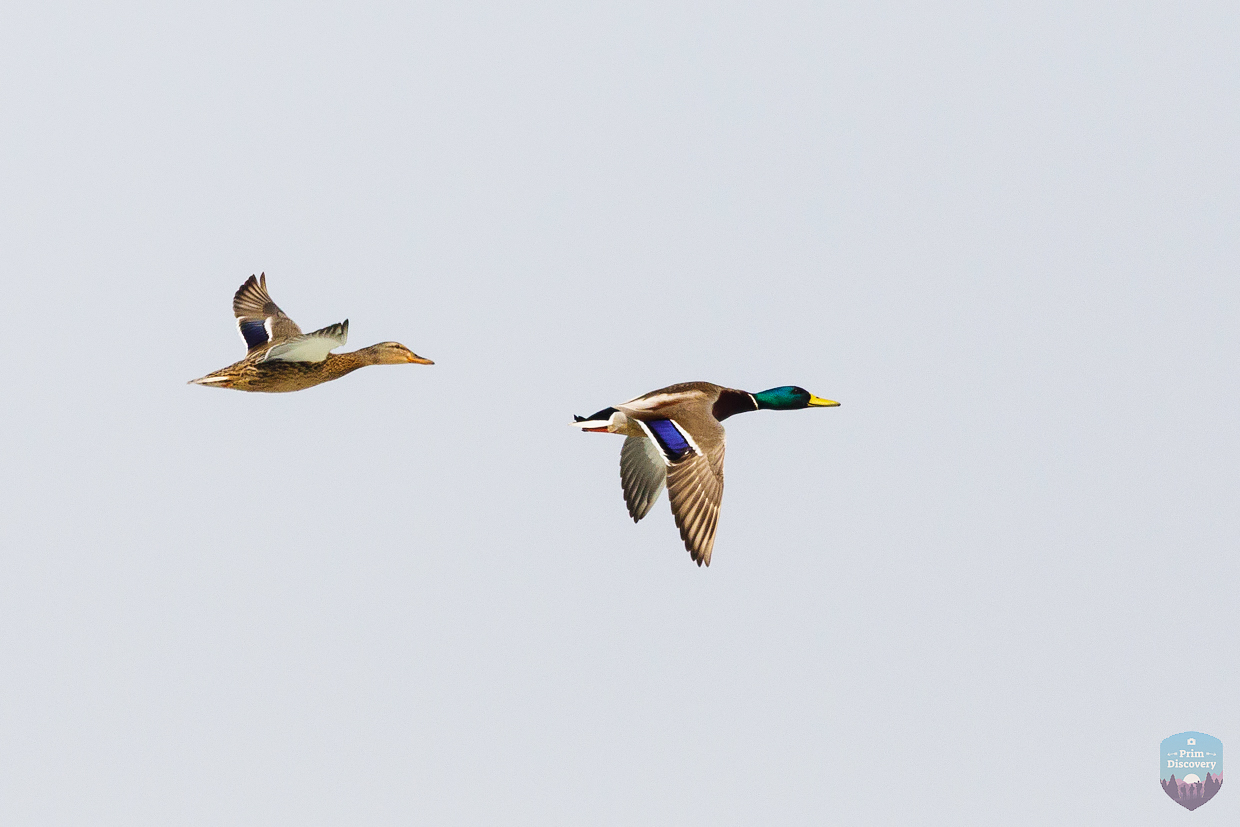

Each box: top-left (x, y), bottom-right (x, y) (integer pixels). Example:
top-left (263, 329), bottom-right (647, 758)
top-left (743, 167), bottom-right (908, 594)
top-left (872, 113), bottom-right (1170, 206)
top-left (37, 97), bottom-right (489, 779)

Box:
top-left (571, 407), bottom-right (619, 431)
top-left (188, 373), bottom-right (235, 389)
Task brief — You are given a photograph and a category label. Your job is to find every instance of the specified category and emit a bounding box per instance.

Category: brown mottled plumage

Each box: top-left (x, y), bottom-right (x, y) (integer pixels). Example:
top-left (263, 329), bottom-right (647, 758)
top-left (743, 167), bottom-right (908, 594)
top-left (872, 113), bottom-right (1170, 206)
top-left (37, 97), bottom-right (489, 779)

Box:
top-left (190, 273), bottom-right (433, 393)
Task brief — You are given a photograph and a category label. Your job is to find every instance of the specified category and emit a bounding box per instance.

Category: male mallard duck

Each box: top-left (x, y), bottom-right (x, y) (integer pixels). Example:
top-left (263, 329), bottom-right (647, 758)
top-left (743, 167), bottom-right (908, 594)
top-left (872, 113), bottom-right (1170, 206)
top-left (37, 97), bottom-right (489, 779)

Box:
top-left (572, 382), bottom-right (839, 566)
top-left (190, 273), bottom-right (433, 393)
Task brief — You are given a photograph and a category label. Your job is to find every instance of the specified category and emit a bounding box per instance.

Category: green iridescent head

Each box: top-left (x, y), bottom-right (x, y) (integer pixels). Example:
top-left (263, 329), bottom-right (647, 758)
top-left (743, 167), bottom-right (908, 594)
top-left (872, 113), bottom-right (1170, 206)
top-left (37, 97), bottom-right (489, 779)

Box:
top-left (753, 386), bottom-right (840, 411)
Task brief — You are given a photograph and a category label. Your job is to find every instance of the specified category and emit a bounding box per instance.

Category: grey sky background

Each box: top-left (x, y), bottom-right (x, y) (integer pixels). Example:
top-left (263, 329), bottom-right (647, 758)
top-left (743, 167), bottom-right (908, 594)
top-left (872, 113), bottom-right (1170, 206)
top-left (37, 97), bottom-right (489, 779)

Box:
top-left (2, 2), bottom-right (1237, 824)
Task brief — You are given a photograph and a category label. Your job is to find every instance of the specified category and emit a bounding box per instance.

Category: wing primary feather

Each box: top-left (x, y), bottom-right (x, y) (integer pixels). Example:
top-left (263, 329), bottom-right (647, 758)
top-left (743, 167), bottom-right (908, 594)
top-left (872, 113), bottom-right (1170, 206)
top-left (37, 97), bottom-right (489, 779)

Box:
top-left (231, 273), bottom-right (303, 354)
top-left (664, 436), bottom-right (725, 566)
top-left (620, 436), bottom-right (667, 522)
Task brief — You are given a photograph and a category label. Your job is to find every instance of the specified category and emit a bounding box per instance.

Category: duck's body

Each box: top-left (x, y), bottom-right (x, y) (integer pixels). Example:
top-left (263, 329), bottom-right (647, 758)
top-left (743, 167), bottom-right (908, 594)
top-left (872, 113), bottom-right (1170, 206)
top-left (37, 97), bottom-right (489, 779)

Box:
top-left (191, 342), bottom-right (432, 393)
top-left (190, 273), bottom-right (433, 393)
top-left (572, 382), bottom-right (839, 566)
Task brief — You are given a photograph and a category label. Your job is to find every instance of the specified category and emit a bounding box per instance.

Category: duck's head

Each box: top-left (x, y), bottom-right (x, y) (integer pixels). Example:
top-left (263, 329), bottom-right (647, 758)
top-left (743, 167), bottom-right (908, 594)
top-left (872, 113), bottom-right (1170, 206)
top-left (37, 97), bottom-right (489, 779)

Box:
top-left (753, 386), bottom-right (839, 410)
top-left (365, 342), bottom-right (435, 365)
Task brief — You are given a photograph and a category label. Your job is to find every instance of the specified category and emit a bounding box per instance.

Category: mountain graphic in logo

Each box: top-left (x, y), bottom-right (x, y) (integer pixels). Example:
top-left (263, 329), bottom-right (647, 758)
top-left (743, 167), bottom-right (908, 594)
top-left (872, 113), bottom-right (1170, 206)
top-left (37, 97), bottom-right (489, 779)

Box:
top-left (1161, 731), bottom-right (1223, 811)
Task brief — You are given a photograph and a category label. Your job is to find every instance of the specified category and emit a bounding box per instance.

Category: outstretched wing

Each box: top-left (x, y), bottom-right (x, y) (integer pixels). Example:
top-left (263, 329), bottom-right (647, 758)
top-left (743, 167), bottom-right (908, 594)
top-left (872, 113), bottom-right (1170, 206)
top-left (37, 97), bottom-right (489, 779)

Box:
top-left (638, 417), bottom-right (726, 566)
top-left (233, 273), bottom-right (303, 354)
top-left (620, 436), bottom-right (667, 522)
top-left (260, 321), bottom-right (349, 363)
top-left (666, 441), bottom-right (725, 566)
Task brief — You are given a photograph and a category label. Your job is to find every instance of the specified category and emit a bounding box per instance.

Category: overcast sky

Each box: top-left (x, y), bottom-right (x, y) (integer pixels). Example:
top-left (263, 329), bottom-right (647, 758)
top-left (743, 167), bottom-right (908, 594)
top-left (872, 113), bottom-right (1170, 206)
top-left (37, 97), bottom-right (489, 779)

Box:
top-left (2, 2), bottom-right (1237, 824)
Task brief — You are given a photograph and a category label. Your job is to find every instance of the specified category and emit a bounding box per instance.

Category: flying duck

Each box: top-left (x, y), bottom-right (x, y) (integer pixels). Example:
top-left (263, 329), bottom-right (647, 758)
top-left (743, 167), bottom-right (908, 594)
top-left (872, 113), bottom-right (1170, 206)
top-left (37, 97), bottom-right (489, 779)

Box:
top-left (190, 273), bottom-right (433, 392)
top-left (572, 382), bottom-right (839, 566)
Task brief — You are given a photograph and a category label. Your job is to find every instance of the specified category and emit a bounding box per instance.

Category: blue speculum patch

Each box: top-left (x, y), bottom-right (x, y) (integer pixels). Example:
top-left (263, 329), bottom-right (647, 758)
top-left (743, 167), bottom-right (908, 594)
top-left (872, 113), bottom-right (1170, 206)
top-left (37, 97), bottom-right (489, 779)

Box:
top-left (239, 320), bottom-right (269, 349)
top-left (646, 419), bottom-right (692, 461)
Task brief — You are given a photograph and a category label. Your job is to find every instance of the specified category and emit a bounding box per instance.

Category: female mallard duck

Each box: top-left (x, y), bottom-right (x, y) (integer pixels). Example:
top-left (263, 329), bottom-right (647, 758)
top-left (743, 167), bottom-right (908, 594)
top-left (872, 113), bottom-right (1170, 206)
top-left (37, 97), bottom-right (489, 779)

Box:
top-left (572, 382), bottom-right (839, 566)
top-left (190, 273), bottom-right (433, 393)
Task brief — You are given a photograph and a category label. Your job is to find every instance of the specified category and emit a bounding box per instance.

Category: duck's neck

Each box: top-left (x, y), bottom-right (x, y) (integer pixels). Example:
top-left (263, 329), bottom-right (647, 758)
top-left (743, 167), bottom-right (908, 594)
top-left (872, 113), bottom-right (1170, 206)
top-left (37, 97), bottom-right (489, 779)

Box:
top-left (712, 388), bottom-right (761, 421)
top-left (323, 348), bottom-right (379, 376)
top-left (352, 345), bottom-right (392, 366)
